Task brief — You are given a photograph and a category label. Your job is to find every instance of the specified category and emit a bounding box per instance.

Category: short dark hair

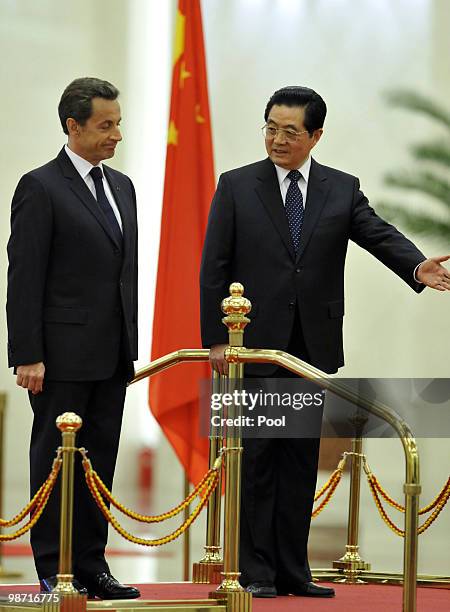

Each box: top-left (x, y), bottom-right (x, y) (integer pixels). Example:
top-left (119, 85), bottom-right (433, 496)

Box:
top-left (264, 86), bottom-right (327, 135)
top-left (58, 77), bottom-right (120, 135)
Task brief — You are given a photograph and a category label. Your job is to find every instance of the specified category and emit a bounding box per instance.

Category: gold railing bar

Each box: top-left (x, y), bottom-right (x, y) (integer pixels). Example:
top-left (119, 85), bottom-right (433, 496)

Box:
top-left (130, 349), bottom-right (210, 385)
top-left (235, 348), bottom-right (415, 438)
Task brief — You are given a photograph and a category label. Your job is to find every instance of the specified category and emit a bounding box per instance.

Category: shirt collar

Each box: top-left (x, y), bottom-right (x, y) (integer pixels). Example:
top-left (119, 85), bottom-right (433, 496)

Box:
top-left (65, 144), bottom-right (103, 179)
top-left (274, 156), bottom-right (312, 186)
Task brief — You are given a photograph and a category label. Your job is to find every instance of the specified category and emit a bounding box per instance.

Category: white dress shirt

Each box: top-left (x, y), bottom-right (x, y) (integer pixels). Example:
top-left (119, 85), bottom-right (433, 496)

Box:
top-left (274, 156), bottom-right (311, 208)
top-left (64, 145), bottom-right (123, 231)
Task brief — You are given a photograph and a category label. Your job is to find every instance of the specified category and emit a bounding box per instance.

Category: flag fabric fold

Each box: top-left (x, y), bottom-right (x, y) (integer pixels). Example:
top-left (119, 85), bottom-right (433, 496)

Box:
top-left (150, 0), bottom-right (215, 486)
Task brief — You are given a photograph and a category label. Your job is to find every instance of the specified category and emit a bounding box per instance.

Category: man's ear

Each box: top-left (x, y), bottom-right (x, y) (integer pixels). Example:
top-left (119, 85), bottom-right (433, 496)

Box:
top-left (66, 118), bottom-right (79, 136)
top-left (312, 128), bottom-right (323, 146)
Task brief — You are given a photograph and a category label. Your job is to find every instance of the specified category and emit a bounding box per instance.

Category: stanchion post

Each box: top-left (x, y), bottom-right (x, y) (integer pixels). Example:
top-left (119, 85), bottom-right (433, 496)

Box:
top-left (211, 283), bottom-right (252, 612)
top-left (402, 438), bottom-right (420, 612)
top-left (183, 475), bottom-right (190, 581)
top-left (0, 393), bottom-right (22, 579)
top-left (333, 430), bottom-right (371, 583)
top-left (53, 412), bottom-right (82, 595)
top-left (193, 371), bottom-right (224, 583)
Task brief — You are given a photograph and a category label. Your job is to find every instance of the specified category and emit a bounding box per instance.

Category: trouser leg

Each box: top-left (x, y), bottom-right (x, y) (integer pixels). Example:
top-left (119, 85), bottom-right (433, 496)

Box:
top-left (239, 437), bottom-right (277, 585)
top-left (29, 381), bottom-right (91, 579)
top-left (274, 437), bottom-right (320, 586)
top-left (29, 367), bottom-right (127, 579)
top-left (73, 368), bottom-right (127, 576)
top-left (238, 310), bottom-right (322, 585)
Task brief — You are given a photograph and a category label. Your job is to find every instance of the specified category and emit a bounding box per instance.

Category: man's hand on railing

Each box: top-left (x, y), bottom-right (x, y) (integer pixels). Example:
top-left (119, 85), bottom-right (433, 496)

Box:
top-left (209, 344), bottom-right (229, 376)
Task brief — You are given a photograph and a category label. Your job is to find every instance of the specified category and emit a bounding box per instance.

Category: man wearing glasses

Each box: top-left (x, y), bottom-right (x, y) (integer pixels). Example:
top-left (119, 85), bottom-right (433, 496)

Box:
top-left (200, 86), bottom-right (450, 599)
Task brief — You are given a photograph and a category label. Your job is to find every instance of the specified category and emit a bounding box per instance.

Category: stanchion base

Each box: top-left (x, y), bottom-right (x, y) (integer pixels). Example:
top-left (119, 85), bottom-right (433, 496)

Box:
top-left (333, 560), bottom-right (371, 571)
top-left (332, 557), bottom-right (371, 583)
top-left (334, 576), bottom-right (368, 585)
top-left (192, 562), bottom-right (224, 584)
top-left (52, 575), bottom-right (78, 595)
top-left (209, 590), bottom-right (252, 612)
top-left (313, 568), bottom-right (450, 588)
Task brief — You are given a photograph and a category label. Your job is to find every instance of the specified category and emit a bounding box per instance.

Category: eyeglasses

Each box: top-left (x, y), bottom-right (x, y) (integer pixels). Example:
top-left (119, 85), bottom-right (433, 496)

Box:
top-left (262, 125), bottom-right (308, 142)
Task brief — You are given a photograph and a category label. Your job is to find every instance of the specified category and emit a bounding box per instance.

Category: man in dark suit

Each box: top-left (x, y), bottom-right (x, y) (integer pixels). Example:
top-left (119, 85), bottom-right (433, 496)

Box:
top-left (7, 77), bottom-right (139, 599)
top-left (200, 86), bottom-right (450, 598)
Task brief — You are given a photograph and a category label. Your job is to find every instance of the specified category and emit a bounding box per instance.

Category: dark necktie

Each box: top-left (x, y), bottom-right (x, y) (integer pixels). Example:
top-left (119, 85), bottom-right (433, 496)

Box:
top-left (285, 169), bottom-right (304, 253)
top-left (90, 166), bottom-right (123, 246)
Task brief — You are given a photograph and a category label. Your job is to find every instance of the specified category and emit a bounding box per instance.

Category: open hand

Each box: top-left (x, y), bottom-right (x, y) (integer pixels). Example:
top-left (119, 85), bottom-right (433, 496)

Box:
top-left (417, 255), bottom-right (450, 291)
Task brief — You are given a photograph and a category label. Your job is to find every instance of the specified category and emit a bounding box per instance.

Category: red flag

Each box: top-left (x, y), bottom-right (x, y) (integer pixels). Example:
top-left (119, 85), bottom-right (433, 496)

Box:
top-left (150, 0), bottom-right (215, 485)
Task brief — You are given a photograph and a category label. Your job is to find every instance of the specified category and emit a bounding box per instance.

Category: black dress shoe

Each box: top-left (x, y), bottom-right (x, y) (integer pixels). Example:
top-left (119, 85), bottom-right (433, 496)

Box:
top-left (80, 572), bottom-right (140, 600)
top-left (277, 581), bottom-right (335, 597)
top-left (40, 576), bottom-right (88, 595)
top-left (244, 581), bottom-right (277, 598)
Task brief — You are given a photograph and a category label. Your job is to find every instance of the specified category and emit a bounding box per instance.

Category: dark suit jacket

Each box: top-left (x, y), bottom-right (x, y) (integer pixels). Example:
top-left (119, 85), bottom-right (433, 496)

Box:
top-left (200, 157), bottom-right (425, 374)
top-left (7, 148), bottom-right (138, 381)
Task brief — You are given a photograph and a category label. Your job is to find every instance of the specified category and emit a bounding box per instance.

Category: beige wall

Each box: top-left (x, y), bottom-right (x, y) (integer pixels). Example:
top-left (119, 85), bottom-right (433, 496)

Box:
top-left (0, 0), bottom-right (448, 578)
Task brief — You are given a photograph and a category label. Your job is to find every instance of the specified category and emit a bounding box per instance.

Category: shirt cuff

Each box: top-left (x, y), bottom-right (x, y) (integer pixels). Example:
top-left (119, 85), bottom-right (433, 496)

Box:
top-left (414, 262), bottom-right (423, 284)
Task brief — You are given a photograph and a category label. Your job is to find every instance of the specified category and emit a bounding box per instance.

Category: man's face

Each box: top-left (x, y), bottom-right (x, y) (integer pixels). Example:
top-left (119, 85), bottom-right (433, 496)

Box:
top-left (265, 104), bottom-right (322, 170)
top-left (68, 97), bottom-right (122, 165)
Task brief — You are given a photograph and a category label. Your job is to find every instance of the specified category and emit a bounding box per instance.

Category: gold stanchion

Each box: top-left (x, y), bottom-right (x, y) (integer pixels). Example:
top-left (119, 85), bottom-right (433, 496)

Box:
top-left (402, 438), bottom-right (420, 612)
top-left (183, 475), bottom-right (190, 581)
top-left (192, 372), bottom-right (224, 584)
top-left (333, 434), bottom-right (371, 582)
top-left (52, 412), bottom-right (82, 595)
top-left (210, 283), bottom-right (252, 612)
top-left (0, 393), bottom-right (21, 579)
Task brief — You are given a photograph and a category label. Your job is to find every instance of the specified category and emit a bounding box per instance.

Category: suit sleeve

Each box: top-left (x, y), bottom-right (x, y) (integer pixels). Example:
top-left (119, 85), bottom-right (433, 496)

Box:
top-left (200, 173), bottom-right (235, 347)
top-left (349, 178), bottom-right (426, 293)
top-left (7, 173), bottom-right (53, 367)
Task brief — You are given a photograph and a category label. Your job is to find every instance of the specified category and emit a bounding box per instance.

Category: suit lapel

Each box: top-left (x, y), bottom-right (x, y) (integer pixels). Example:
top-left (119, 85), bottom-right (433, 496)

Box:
top-left (56, 148), bottom-right (122, 249)
top-left (254, 158), bottom-right (296, 261)
top-left (296, 158), bottom-right (330, 262)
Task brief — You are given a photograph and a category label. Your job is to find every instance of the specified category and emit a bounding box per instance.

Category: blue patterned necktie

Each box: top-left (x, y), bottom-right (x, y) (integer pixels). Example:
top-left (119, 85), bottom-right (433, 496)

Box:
top-left (285, 169), bottom-right (304, 253)
top-left (90, 166), bottom-right (123, 246)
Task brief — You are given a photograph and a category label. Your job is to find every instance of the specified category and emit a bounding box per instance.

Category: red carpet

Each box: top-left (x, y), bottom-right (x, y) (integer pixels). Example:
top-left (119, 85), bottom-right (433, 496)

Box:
top-left (0, 582), bottom-right (448, 611)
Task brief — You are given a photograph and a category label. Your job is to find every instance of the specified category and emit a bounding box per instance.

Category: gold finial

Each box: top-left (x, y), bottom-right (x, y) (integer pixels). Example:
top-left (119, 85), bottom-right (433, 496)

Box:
top-left (221, 283), bottom-right (252, 347)
top-left (56, 412), bottom-right (83, 433)
top-left (221, 283), bottom-right (251, 317)
top-left (230, 282), bottom-right (244, 298)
